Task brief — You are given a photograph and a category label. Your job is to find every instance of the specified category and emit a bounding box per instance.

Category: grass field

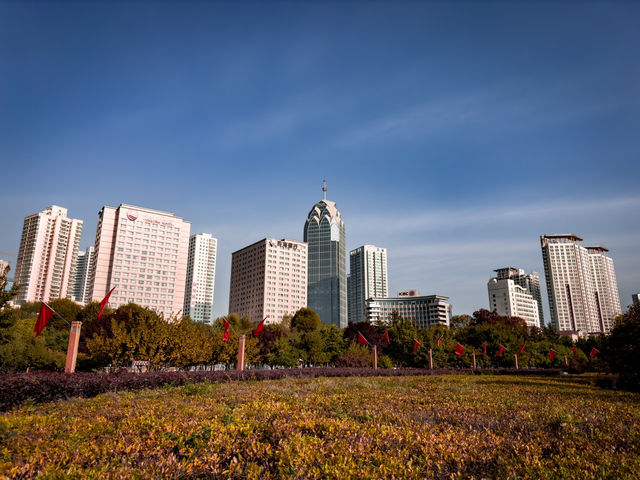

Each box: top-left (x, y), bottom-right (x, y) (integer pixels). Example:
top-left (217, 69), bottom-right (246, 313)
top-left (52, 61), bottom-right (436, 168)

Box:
top-left (1, 374), bottom-right (639, 479)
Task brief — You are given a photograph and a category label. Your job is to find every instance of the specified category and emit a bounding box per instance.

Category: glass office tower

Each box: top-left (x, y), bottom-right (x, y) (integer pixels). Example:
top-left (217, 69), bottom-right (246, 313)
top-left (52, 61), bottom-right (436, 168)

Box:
top-left (303, 184), bottom-right (347, 328)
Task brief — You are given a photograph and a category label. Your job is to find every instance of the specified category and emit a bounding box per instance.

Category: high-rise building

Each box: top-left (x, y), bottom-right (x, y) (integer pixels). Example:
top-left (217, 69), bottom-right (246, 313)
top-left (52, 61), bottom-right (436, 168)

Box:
top-left (303, 182), bottom-right (347, 328)
top-left (89, 204), bottom-right (191, 318)
top-left (489, 267), bottom-right (543, 328)
top-left (228, 238), bottom-right (307, 324)
top-left (365, 291), bottom-right (450, 328)
top-left (184, 233), bottom-right (218, 324)
top-left (541, 234), bottom-right (622, 334)
top-left (348, 245), bottom-right (388, 324)
top-left (72, 246), bottom-right (94, 305)
top-left (633, 293), bottom-right (640, 306)
top-left (488, 275), bottom-right (540, 328)
top-left (14, 205), bottom-right (83, 304)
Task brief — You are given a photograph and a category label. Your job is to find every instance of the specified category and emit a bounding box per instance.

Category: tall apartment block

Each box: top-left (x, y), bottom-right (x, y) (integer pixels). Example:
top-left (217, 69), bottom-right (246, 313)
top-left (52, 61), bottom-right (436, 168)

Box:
top-left (89, 204), bottom-right (191, 318)
top-left (228, 238), bottom-right (307, 324)
top-left (488, 267), bottom-right (543, 328)
top-left (184, 233), bottom-right (218, 324)
top-left (348, 245), bottom-right (388, 324)
top-left (13, 205), bottom-right (83, 304)
top-left (633, 293), bottom-right (640, 306)
top-left (541, 234), bottom-right (621, 334)
top-left (365, 291), bottom-right (450, 328)
top-left (304, 182), bottom-right (347, 328)
top-left (72, 246), bottom-right (94, 304)
top-left (488, 270), bottom-right (540, 328)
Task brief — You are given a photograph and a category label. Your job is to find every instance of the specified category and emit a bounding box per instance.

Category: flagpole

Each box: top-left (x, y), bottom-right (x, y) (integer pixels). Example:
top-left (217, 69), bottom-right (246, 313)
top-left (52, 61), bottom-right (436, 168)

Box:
top-left (44, 302), bottom-right (71, 326)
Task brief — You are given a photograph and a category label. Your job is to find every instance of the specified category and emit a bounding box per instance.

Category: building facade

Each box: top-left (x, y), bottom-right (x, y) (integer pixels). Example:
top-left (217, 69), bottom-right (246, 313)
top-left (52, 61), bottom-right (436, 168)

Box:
top-left (229, 238), bottom-right (307, 324)
top-left (365, 292), bottom-right (450, 328)
top-left (72, 246), bottom-right (94, 305)
top-left (633, 293), bottom-right (640, 306)
top-left (541, 234), bottom-right (621, 334)
top-left (488, 277), bottom-right (540, 328)
top-left (303, 185), bottom-right (347, 328)
top-left (348, 245), bottom-right (388, 324)
top-left (89, 204), bottom-right (191, 318)
top-left (184, 233), bottom-right (218, 324)
top-left (489, 267), bottom-right (543, 328)
top-left (14, 205), bottom-right (83, 304)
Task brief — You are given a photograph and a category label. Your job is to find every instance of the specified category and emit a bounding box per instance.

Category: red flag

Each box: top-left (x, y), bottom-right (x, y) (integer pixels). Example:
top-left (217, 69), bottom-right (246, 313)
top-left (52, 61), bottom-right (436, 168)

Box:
top-left (549, 349), bottom-right (556, 361)
top-left (222, 318), bottom-right (230, 342)
top-left (98, 286), bottom-right (116, 320)
top-left (571, 346), bottom-right (577, 355)
top-left (481, 341), bottom-right (487, 355)
top-left (455, 343), bottom-right (464, 356)
top-left (589, 347), bottom-right (599, 358)
top-left (413, 339), bottom-right (420, 353)
top-left (253, 316), bottom-right (267, 336)
top-left (519, 343), bottom-right (526, 354)
top-left (357, 332), bottom-right (369, 345)
top-left (34, 303), bottom-right (55, 337)
top-left (383, 331), bottom-right (391, 345)
top-left (497, 345), bottom-right (506, 357)
top-left (436, 335), bottom-right (443, 347)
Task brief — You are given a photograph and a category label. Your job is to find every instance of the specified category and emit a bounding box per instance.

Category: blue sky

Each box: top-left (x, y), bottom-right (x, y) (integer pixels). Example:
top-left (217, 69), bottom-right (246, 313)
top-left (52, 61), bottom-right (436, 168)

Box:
top-left (1, 1), bottom-right (639, 320)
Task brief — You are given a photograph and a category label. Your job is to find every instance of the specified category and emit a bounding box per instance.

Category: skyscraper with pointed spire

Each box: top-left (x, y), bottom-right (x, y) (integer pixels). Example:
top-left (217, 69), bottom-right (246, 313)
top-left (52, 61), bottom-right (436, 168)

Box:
top-left (304, 180), bottom-right (347, 328)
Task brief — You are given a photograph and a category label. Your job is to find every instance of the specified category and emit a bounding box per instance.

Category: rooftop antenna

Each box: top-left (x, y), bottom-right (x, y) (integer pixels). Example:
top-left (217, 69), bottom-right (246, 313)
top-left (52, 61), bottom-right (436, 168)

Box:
top-left (322, 178), bottom-right (327, 200)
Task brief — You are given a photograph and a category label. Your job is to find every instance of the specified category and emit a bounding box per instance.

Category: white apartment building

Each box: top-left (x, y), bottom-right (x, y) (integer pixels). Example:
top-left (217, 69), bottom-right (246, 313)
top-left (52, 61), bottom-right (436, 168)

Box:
top-left (14, 205), bottom-right (83, 304)
top-left (184, 233), bottom-right (218, 324)
top-left (229, 238), bottom-right (307, 325)
top-left (72, 246), bottom-right (94, 305)
top-left (348, 245), bottom-right (388, 324)
top-left (365, 292), bottom-right (450, 328)
top-left (541, 234), bottom-right (621, 334)
top-left (89, 204), bottom-right (191, 318)
top-left (488, 277), bottom-right (540, 327)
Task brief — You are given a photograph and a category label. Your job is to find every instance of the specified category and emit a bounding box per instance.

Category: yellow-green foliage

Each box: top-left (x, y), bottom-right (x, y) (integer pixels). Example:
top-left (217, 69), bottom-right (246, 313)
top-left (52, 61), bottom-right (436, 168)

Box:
top-left (1, 375), bottom-right (639, 479)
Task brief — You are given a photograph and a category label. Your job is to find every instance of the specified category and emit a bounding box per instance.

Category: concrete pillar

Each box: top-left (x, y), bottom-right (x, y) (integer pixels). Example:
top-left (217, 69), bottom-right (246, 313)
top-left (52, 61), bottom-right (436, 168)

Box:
top-left (372, 345), bottom-right (378, 370)
top-left (513, 354), bottom-right (519, 369)
top-left (237, 335), bottom-right (245, 371)
top-left (65, 321), bottom-right (82, 374)
top-left (428, 349), bottom-right (433, 370)
top-left (472, 351), bottom-right (477, 369)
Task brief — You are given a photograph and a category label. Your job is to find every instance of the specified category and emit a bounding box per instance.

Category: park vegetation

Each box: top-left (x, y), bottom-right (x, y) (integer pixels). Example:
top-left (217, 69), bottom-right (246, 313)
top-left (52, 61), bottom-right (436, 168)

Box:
top-left (1, 374), bottom-right (639, 478)
top-left (0, 265), bottom-right (638, 389)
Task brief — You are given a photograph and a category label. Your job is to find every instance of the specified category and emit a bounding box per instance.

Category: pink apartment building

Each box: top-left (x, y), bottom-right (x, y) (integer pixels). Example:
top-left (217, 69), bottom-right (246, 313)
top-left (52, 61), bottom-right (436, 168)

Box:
top-left (14, 206), bottom-right (83, 304)
top-left (89, 204), bottom-right (191, 318)
top-left (229, 238), bottom-right (307, 324)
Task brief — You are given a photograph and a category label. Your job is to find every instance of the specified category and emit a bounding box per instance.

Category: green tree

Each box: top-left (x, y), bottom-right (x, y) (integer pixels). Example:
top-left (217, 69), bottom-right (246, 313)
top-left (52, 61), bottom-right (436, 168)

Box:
top-left (291, 308), bottom-right (321, 332)
top-left (0, 317), bottom-right (65, 371)
top-left (0, 264), bottom-right (19, 311)
top-left (85, 304), bottom-right (171, 368)
top-left (268, 336), bottom-right (302, 367)
top-left (605, 304), bottom-right (640, 390)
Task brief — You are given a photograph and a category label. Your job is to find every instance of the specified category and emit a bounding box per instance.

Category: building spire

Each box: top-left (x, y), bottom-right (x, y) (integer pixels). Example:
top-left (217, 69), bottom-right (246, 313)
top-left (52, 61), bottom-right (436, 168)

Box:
top-left (322, 178), bottom-right (327, 200)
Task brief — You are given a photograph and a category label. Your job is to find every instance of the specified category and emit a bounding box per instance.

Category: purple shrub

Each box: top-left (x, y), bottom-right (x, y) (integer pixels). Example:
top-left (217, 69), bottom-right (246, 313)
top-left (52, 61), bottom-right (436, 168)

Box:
top-left (0, 367), bottom-right (562, 411)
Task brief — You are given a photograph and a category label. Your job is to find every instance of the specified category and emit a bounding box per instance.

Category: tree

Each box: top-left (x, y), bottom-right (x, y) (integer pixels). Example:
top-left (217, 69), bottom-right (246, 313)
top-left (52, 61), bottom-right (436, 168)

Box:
top-left (291, 308), bottom-right (321, 332)
top-left (605, 304), bottom-right (640, 390)
top-left (85, 304), bottom-right (172, 368)
top-left (268, 336), bottom-right (302, 367)
top-left (0, 264), bottom-right (19, 311)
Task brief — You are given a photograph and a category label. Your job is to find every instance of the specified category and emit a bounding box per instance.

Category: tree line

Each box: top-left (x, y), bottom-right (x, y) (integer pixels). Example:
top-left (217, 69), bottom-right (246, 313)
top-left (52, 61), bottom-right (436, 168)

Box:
top-left (1, 264), bottom-right (638, 389)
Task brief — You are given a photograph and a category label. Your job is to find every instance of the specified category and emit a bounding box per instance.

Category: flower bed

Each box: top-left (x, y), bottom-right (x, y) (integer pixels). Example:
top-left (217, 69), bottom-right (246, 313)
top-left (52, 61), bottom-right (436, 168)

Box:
top-left (0, 367), bottom-right (560, 411)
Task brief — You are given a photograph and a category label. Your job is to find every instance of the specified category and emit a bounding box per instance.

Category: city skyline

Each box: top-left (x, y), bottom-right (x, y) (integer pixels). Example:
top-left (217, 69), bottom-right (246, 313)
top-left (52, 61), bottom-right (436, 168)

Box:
top-left (1, 2), bottom-right (639, 320)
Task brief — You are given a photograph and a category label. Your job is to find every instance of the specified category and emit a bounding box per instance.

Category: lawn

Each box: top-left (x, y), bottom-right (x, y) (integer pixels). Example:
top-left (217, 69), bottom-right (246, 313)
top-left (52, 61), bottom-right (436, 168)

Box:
top-left (1, 374), bottom-right (639, 479)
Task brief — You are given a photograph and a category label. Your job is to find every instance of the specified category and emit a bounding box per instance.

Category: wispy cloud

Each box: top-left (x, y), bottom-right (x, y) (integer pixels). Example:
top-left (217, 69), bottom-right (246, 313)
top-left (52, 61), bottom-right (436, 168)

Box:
top-left (350, 195), bottom-right (640, 237)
